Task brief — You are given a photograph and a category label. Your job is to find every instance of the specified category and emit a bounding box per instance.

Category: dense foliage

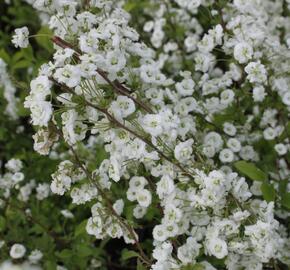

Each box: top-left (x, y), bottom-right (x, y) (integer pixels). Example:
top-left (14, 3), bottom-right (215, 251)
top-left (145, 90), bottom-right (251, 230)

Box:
top-left (0, 0), bottom-right (290, 269)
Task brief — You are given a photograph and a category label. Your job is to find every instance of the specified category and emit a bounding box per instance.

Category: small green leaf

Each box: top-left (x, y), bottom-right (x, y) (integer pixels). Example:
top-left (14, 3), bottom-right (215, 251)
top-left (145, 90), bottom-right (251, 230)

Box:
top-left (137, 259), bottom-right (147, 270)
top-left (22, 47), bottom-right (34, 61)
top-left (75, 244), bottom-right (93, 258)
top-left (56, 249), bottom-right (73, 259)
top-left (74, 219), bottom-right (87, 237)
top-left (0, 216), bottom-right (6, 232)
top-left (123, 2), bottom-right (136, 11)
top-left (234, 161), bottom-right (267, 181)
top-left (44, 260), bottom-right (57, 270)
top-left (261, 182), bottom-right (275, 202)
top-left (0, 49), bottom-right (10, 64)
top-left (121, 249), bottom-right (139, 261)
top-left (281, 193), bottom-right (290, 209)
top-left (13, 60), bottom-right (31, 70)
top-left (35, 26), bottom-right (54, 53)
top-left (12, 50), bottom-right (24, 63)
top-left (181, 264), bottom-right (205, 270)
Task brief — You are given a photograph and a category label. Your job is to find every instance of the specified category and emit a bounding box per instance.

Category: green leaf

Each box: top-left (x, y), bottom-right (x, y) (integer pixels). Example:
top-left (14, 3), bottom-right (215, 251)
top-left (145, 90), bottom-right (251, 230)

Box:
top-left (181, 264), bottom-right (205, 270)
top-left (278, 180), bottom-right (288, 195)
top-left (22, 47), bottom-right (34, 61)
top-left (123, 2), bottom-right (136, 11)
top-left (281, 193), bottom-right (290, 209)
top-left (0, 216), bottom-right (6, 232)
top-left (35, 26), bottom-right (54, 53)
top-left (0, 49), bottom-right (10, 64)
top-left (74, 219), bottom-right (87, 237)
top-left (56, 249), bottom-right (73, 259)
top-left (13, 60), bottom-right (31, 70)
top-left (12, 50), bottom-right (25, 63)
top-left (44, 260), bottom-right (57, 270)
top-left (234, 161), bottom-right (267, 181)
top-left (261, 182), bottom-right (275, 202)
top-left (121, 249), bottom-right (139, 261)
top-left (75, 244), bottom-right (93, 258)
top-left (137, 259), bottom-right (147, 270)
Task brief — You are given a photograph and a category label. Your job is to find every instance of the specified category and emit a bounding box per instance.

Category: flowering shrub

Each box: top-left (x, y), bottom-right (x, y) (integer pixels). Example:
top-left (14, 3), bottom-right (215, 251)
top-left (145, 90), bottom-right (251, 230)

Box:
top-left (0, 0), bottom-right (290, 269)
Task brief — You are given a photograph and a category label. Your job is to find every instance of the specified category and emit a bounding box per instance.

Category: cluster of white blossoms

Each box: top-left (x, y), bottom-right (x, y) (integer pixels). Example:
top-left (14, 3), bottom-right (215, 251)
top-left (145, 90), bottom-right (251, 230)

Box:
top-left (0, 158), bottom-right (51, 203)
top-left (0, 58), bottom-right (19, 119)
top-left (11, 27), bottom-right (29, 48)
top-left (2, 243), bottom-right (43, 267)
top-left (14, 0), bottom-right (290, 269)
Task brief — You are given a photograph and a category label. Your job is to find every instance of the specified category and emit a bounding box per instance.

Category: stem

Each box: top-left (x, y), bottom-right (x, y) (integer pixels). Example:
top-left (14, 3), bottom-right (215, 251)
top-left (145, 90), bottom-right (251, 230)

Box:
top-left (50, 77), bottom-right (196, 181)
top-left (69, 145), bottom-right (152, 266)
top-left (5, 200), bottom-right (66, 246)
top-left (51, 125), bottom-right (152, 266)
top-left (29, 34), bottom-right (52, 39)
top-left (51, 36), bottom-right (153, 114)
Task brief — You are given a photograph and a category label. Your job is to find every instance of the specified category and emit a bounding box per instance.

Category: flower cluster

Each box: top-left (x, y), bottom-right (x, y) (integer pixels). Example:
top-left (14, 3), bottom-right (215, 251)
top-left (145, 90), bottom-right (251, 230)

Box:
top-left (11, 0), bottom-right (290, 269)
top-left (0, 58), bottom-right (19, 119)
top-left (0, 158), bottom-right (52, 203)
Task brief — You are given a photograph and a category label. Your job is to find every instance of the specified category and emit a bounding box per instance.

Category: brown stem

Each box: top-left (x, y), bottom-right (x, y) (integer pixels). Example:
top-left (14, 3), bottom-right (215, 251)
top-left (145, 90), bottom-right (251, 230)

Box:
top-left (50, 125), bottom-right (152, 266)
top-left (6, 200), bottom-right (67, 246)
top-left (96, 68), bottom-right (153, 113)
top-left (68, 145), bottom-right (152, 266)
top-left (50, 77), bottom-right (196, 181)
top-left (51, 36), bottom-right (153, 114)
top-left (85, 99), bottom-right (196, 181)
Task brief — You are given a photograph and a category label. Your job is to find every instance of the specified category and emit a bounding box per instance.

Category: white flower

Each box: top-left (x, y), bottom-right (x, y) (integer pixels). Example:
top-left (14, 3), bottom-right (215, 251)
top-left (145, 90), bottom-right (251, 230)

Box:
top-left (133, 205), bottom-right (147, 219)
top-left (198, 35), bottom-right (215, 52)
top-left (227, 138), bottom-right (241, 152)
top-left (10, 244), bottom-right (26, 259)
top-left (143, 21), bottom-right (154, 32)
top-left (12, 27), bottom-right (29, 48)
top-left (223, 122), bottom-right (237, 136)
top-left (28, 101), bottom-right (53, 127)
top-left (108, 157), bottom-right (121, 182)
top-left (136, 189), bottom-right (152, 208)
top-left (274, 143), bottom-right (287, 156)
top-left (177, 237), bottom-right (201, 264)
top-left (282, 92), bottom-right (290, 106)
top-left (142, 114), bottom-right (163, 137)
top-left (253, 86), bottom-right (267, 102)
top-left (176, 78), bottom-right (195, 96)
top-left (54, 65), bottom-right (81, 88)
top-left (110, 96), bottom-right (136, 120)
top-left (32, 129), bottom-right (58, 155)
top-left (12, 172), bottom-right (24, 183)
top-left (206, 238), bottom-right (228, 259)
top-left (263, 127), bottom-right (277, 140)
top-left (5, 159), bottom-right (23, 173)
top-left (105, 50), bottom-right (126, 73)
top-left (245, 62), bottom-right (267, 84)
top-left (234, 42), bottom-right (253, 64)
top-left (60, 209), bottom-right (74, 219)
top-left (28, 249), bottom-right (43, 264)
top-left (204, 132), bottom-right (223, 151)
top-left (113, 199), bottom-right (124, 215)
top-left (153, 224), bottom-right (168, 242)
top-left (86, 217), bottom-right (103, 237)
top-left (156, 175), bottom-right (175, 199)
top-left (219, 148), bottom-right (234, 163)
top-left (220, 89), bottom-right (235, 105)
top-left (30, 75), bottom-right (51, 99)
top-left (129, 176), bottom-right (148, 191)
top-left (174, 139), bottom-right (194, 163)
top-left (50, 173), bottom-right (71, 195)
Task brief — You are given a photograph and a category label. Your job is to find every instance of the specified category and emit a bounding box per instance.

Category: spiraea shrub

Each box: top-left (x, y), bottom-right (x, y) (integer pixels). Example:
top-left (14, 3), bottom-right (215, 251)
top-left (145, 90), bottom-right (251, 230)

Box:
top-left (1, 0), bottom-right (290, 269)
